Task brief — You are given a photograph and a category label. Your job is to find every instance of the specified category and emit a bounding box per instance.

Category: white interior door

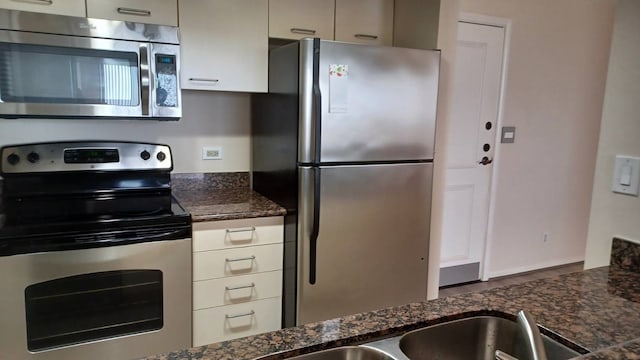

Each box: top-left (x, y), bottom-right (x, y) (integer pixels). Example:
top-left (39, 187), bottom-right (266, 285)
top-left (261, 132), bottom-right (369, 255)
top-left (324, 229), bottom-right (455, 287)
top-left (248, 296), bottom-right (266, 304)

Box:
top-left (439, 21), bottom-right (505, 287)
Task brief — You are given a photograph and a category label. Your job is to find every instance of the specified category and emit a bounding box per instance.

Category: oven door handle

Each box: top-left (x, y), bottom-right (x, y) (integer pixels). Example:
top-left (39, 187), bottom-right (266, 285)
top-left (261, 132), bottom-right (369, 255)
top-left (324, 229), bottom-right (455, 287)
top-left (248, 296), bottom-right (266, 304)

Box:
top-left (122, 228), bottom-right (190, 243)
top-left (0, 226), bottom-right (192, 256)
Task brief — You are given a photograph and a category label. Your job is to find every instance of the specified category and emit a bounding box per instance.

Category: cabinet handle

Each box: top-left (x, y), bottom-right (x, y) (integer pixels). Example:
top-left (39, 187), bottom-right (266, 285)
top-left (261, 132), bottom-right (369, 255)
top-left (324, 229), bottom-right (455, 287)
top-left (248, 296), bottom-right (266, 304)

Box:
top-left (117, 7), bottom-right (151, 17)
top-left (189, 78), bottom-right (219, 83)
top-left (225, 310), bottom-right (255, 319)
top-left (10, 0), bottom-right (52, 5)
top-left (354, 34), bottom-right (379, 40)
top-left (225, 255), bottom-right (256, 263)
top-left (226, 227), bottom-right (255, 234)
top-left (225, 282), bottom-right (255, 291)
top-left (291, 28), bottom-right (316, 35)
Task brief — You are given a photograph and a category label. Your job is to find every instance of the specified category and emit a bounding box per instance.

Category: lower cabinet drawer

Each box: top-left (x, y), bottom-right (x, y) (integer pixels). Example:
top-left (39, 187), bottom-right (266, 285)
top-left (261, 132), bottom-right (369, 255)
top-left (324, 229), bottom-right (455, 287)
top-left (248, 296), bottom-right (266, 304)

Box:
top-left (193, 243), bottom-right (283, 281)
top-left (193, 270), bottom-right (282, 310)
top-left (192, 297), bottom-right (282, 346)
top-left (193, 216), bottom-right (284, 252)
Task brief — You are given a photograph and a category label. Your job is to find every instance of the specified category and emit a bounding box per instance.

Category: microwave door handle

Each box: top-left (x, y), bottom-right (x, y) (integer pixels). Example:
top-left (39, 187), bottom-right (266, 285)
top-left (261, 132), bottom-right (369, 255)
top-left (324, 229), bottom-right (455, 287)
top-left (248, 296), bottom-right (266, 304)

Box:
top-left (139, 44), bottom-right (150, 116)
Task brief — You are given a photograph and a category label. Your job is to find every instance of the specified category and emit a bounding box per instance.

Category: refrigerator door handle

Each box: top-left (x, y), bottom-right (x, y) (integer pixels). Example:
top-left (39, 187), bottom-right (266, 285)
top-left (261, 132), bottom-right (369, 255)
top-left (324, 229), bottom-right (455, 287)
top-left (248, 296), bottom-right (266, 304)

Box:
top-left (299, 166), bottom-right (321, 285)
top-left (312, 38), bottom-right (322, 164)
top-left (298, 38), bottom-right (322, 164)
top-left (309, 167), bottom-right (321, 284)
top-left (312, 83), bottom-right (322, 164)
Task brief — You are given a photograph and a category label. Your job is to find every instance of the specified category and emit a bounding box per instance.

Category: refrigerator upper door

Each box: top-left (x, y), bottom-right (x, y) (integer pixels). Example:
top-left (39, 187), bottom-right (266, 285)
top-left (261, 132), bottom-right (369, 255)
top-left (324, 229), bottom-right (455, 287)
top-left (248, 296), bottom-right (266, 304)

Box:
top-left (297, 163), bottom-right (432, 325)
top-left (308, 40), bottom-right (439, 163)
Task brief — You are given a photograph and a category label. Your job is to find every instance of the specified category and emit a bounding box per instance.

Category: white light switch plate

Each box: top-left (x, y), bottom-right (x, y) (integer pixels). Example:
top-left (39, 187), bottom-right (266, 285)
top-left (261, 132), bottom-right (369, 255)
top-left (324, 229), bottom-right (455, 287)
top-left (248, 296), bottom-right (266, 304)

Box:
top-left (612, 155), bottom-right (640, 196)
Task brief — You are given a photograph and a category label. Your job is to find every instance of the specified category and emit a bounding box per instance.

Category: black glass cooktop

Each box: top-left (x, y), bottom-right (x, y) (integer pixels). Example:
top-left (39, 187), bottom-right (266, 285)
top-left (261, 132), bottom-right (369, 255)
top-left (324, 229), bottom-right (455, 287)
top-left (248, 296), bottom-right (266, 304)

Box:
top-left (0, 173), bottom-right (191, 256)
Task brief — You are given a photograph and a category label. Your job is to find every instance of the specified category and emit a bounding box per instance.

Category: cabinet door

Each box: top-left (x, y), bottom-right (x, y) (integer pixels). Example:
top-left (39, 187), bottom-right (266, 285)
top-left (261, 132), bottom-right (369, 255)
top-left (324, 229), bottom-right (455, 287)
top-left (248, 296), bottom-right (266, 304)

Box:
top-left (269, 0), bottom-right (334, 40)
top-left (335, 0), bottom-right (394, 46)
top-left (0, 0), bottom-right (85, 17)
top-left (86, 0), bottom-right (178, 26)
top-left (179, 0), bottom-right (268, 92)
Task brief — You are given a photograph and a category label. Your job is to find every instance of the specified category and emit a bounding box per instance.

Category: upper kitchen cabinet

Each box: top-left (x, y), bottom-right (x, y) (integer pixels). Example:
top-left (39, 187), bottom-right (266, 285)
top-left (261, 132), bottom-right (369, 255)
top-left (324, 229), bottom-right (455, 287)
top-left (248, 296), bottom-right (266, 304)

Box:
top-left (0, 0), bottom-right (85, 17)
top-left (393, 0), bottom-right (440, 50)
top-left (335, 0), bottom-right (394, 46)
top-left (179, 0), bottom-right (268, 93)
top-left (86, 0), bottom-right (178, 26)
top-left (269, 0), bottom-right (335, 40)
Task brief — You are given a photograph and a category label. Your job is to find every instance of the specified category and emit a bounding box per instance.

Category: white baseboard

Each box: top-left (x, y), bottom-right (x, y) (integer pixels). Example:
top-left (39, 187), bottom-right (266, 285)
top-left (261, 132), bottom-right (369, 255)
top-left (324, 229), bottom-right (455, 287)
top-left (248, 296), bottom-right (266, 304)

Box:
top-left (485, 256), bottom-right (585, 280)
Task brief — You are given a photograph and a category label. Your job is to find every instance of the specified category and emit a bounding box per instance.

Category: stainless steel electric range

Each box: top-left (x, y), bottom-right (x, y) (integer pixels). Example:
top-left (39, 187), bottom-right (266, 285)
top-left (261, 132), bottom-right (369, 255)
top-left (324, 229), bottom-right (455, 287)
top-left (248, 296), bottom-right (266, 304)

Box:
top-left (0, 141), bottom-right (192, 360)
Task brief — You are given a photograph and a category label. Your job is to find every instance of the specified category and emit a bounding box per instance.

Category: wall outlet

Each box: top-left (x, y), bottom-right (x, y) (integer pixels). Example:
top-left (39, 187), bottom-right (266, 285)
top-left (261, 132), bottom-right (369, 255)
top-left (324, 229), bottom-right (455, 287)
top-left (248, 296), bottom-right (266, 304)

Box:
top-left (542, 232), bottom-right (550, 243)
top-left (202, 146), bottom-right (222, 160)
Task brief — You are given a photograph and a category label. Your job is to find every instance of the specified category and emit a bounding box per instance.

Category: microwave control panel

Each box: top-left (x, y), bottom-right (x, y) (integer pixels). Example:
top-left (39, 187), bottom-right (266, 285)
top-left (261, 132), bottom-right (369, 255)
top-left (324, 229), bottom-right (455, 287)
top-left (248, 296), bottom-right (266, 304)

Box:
top-left (155, 54), bottom-right (178, 108)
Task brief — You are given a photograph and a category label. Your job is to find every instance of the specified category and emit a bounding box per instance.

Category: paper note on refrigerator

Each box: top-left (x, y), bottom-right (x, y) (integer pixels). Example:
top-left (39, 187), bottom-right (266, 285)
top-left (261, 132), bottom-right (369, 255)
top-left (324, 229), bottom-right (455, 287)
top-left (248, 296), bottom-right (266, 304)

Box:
top-left (329, 64), bottom-right (348, 113)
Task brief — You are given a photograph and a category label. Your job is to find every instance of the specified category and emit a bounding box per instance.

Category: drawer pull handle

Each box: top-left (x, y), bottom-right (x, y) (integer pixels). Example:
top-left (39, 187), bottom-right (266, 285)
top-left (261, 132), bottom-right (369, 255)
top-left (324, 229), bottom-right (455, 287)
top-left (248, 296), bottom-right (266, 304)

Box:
top-left (225, 255), bottom-right (256, 263)
top-left (225, 282), bottom-right (255, 291)
top-left (225, 310), bottom-right (255, 319)
top-left (189, 78), bottom-right (220, 83)
top-left (117, 7), bottom-right (151, 16)
top-left (10, 0), bottom-right (52, 5)
top-left (291, 28), bottom-right (316, 35)
top-left (354, 34), bottom-right (379, 40)
top-left (226, 227), bottom-right (256, 234)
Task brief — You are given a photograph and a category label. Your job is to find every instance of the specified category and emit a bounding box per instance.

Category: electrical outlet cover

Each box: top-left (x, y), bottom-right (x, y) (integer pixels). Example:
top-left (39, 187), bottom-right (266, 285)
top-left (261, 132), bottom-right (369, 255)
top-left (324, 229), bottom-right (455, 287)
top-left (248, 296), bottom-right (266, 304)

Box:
top-left (202, 147), bottom-right (222, 160)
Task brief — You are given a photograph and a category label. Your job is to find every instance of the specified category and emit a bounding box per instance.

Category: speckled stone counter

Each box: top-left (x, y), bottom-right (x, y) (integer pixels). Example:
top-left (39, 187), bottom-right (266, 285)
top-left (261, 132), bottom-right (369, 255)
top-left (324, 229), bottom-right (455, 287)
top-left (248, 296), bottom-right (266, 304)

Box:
top-left (142, 263), bottom-right (640, 360)
top-left (171, 172), bottom-right (286, 222)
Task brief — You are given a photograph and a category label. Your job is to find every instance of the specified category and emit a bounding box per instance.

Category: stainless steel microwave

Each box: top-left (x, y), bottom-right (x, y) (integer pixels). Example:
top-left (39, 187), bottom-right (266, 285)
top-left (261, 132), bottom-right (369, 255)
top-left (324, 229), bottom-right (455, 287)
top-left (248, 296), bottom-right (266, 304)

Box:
top-left (0, 9), bottom-right (181, 120)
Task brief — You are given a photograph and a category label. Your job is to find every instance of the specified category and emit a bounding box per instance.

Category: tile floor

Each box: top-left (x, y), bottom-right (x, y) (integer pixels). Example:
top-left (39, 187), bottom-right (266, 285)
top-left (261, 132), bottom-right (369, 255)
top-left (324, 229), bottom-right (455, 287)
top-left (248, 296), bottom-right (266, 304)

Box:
top-left (438, 262), bottom-right (584, 298)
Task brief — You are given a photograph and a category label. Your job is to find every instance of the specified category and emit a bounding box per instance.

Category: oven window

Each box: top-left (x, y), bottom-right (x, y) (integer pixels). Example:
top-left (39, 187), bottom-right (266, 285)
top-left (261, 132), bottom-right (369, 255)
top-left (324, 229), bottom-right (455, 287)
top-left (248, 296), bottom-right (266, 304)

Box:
top-left (0, 42), bottom-right (140, 106)
top-left (24, 270), bottom-right (163, 351)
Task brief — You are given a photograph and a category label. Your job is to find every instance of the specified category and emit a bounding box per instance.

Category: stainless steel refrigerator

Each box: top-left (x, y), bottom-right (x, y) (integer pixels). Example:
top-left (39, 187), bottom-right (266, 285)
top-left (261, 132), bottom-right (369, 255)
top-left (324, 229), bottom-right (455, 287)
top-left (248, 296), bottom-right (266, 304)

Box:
top-left (252, 38), bottom-right (440, 327)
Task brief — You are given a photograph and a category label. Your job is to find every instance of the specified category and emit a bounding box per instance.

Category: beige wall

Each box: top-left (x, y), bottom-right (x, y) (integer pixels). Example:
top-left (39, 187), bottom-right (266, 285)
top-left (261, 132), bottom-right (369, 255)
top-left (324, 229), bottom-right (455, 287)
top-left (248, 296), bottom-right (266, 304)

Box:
top-left (457, 0), bottom-right (615, 276)
top-left (427, 0), bottom-right (460, 299)
top-left (0, 90), bottom-right (251, 174)
top-left (585, 0), bottom-right (640, 268)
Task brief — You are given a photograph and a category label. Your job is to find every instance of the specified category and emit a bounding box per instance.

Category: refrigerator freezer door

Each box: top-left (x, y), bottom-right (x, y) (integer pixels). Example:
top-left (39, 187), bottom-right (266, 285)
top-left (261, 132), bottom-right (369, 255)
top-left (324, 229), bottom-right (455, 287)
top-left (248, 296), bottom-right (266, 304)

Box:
top-left (316, 41), bottom-right (439, 162)
top-left (297, 163), bottom-right (432, 325)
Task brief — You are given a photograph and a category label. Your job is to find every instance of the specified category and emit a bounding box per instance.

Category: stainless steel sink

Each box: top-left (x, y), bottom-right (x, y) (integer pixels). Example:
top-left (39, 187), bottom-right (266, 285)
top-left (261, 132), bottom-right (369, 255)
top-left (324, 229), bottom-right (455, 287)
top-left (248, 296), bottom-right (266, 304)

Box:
top-left (396, 316), bottom-right (582, 360)
top-left (283, 346), bottom-right (396, 360)
top-left (271, 315), bottom-right (585, 360)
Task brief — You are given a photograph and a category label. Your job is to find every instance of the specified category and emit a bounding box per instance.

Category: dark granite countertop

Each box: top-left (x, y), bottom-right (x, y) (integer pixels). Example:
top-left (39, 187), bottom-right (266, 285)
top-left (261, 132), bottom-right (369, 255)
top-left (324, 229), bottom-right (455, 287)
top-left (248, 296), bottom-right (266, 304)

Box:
top-left (143, 263), bottom-right (640, 360)
top-left (171, 172), bottom-right (286, 222)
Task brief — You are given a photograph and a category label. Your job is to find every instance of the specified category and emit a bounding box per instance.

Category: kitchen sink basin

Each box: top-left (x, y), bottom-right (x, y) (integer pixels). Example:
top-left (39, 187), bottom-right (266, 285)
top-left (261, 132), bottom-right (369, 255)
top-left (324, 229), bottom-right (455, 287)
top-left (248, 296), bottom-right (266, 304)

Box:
top-left (266, 314), bottom-right (585, 360)
top-left (283, 346), bottom-right (395, 360)
top-left (397, 315), bottom-right (582, 360)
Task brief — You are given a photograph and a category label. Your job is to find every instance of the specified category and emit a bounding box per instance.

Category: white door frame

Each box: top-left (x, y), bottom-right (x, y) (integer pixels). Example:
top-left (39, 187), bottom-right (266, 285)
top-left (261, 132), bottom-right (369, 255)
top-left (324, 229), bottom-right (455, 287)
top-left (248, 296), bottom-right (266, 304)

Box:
top-left (457, 12), bottom-right (512, 281)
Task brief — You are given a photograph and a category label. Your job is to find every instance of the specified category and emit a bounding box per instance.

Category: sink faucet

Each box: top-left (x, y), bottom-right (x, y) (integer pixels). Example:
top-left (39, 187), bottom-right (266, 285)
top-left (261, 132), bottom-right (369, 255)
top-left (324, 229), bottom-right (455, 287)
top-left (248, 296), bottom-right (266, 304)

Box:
top-left (495, 310), bottom-right (549, 360)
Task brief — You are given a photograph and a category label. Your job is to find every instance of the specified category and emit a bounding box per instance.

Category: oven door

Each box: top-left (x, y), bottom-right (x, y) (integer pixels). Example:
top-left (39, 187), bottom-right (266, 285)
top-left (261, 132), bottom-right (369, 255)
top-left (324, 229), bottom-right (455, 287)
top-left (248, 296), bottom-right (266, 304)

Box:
top-left (0, 238), bottom-right (191, 360)
top-left (0, 30), bottom-right (179, 119)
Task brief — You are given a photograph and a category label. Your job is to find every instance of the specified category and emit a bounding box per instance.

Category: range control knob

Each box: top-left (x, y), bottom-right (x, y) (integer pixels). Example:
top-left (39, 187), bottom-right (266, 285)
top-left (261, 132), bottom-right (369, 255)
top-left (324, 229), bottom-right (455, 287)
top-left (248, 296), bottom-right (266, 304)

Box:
top-left (156, 151), bottom-right (167, 162)
top-left (7, 153), bottom-right (20, 165)
top-left (140, 150), bottom-right (151, 161)
top-left (27, 152), bottom-right (40, 163)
